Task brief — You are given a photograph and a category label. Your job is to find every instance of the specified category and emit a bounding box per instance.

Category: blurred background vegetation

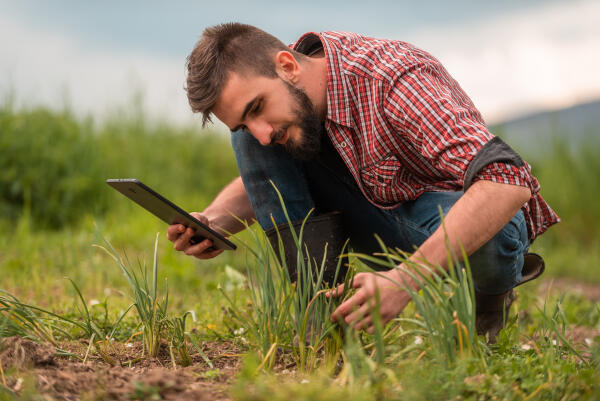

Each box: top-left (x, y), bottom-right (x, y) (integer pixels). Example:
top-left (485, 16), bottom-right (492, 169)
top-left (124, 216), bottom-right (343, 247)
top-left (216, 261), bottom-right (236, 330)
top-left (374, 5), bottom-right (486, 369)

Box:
top-left (1, 100), bottom-right (599, 314)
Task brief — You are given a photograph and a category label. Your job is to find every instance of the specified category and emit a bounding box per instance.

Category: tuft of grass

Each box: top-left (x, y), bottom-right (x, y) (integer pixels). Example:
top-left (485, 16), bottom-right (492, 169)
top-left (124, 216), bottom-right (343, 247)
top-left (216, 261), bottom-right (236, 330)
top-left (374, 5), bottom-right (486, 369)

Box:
top-left (67, 278), bottom-right (133, 365)
top-left (221, 183), bottom-right (351, 372)
top-left (268, 183), bottom-right (351, 372)
top-left (167, 312), bottom-right (213, 368)
top-left (0, 278), bottom-right (132, 365)
top-left (0, 291), bottom-right (80, 350)
top-left (167, 312), bottom-right (193, 367)
top-left (95, 233), bottom-right (169, 358)
top-left (346, 211), bottom-right (486, 367)
top-left (220, 220), bottom-right (294, 369)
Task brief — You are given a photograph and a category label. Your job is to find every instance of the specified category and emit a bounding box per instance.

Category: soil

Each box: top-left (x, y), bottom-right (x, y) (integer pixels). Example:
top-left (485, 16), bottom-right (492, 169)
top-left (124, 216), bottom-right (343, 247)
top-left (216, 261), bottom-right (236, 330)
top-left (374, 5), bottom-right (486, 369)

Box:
top-left (0, 337), bottom-right (243, 401)
top-left (1, 277), bottom-right (598, 400)
top-left (538, 277), bottom-right (600, 302)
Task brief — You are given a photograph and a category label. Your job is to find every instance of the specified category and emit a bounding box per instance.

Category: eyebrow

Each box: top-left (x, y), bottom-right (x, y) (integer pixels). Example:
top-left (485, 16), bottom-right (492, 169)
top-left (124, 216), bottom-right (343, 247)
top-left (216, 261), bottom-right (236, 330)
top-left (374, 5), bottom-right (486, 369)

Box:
top-left (231, 96), bottom-right (258, 132)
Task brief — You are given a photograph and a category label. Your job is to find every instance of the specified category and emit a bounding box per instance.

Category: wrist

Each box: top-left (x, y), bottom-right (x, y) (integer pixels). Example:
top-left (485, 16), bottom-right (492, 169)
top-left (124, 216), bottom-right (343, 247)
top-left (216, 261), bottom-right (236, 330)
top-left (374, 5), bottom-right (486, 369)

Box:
top-left (390, 265), bottom-right (421, 291)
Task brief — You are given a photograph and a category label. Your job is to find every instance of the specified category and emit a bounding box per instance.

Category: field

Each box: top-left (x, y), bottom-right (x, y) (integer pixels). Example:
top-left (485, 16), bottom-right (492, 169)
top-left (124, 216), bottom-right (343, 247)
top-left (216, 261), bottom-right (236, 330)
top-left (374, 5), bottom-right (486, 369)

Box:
top-left (1, 104), bottom-right (599, 400)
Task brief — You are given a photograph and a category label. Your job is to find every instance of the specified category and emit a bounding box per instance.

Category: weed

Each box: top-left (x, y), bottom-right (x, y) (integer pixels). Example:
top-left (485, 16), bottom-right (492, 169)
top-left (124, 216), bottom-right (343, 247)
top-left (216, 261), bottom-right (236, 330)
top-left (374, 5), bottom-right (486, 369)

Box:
top-left (220, 220), bottom-right (294, 369)
top-left (168, 312), bottom-right (192, 367)
top-left (95, 233), bottom-right (169, 358)
top-left (221, 183), bottom-right (352, 372)
top-left (349, 232), bottom-right (486, 367)
top-left (67, 278), bottom-right (133, 365)
top-left (167, 312), bottom-right (213, 368)
top-left (0, 291), bottom-right (68, 347)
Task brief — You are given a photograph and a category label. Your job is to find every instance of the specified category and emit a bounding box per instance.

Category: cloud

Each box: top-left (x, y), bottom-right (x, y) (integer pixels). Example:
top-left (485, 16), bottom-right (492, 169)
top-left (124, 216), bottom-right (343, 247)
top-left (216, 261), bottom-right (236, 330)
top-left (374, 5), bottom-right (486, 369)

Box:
top-left (1, 0), bottom-right (598, 126)
top-left (0, 13), bottom-right (194, 126)
top-left (406, 0), bottom-right (600, 123)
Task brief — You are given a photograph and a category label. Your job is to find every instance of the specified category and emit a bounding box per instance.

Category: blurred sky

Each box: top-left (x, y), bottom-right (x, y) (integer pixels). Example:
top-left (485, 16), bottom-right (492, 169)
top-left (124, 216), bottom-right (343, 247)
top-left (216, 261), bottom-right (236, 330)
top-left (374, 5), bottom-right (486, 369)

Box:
top-left (1, 0), bottom-right (599, 128)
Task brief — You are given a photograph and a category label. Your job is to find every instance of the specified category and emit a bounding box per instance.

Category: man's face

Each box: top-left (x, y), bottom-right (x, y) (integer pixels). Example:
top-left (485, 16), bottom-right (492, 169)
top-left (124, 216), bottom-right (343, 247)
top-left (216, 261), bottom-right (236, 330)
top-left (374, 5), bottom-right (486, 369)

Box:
top-left (212, 72), bottom-right (324, 160)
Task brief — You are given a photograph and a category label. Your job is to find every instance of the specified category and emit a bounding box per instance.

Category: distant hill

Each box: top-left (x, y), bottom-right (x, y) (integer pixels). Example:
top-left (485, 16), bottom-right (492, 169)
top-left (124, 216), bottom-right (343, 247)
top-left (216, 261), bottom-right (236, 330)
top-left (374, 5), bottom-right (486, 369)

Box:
top-left (490, 99), bottom-right (600, 154)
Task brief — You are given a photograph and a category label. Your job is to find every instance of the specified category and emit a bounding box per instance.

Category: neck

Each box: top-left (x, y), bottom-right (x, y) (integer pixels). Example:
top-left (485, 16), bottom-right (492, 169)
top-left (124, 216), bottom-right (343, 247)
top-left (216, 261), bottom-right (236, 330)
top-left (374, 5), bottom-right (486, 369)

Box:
top-left (299, 56), bottom-right (329, 121)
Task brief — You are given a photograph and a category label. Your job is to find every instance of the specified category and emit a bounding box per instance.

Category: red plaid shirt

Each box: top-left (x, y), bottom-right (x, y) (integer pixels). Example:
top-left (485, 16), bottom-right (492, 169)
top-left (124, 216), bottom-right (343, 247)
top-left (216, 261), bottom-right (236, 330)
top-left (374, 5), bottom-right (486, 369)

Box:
top-left (293, 31), bottom-right (559, 240)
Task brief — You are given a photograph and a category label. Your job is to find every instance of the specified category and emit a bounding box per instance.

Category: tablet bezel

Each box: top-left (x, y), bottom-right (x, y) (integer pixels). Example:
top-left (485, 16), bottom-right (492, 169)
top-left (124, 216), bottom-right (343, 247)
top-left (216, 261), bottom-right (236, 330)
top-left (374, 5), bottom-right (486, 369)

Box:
top-left (106, 178), bottom-right (236, 251)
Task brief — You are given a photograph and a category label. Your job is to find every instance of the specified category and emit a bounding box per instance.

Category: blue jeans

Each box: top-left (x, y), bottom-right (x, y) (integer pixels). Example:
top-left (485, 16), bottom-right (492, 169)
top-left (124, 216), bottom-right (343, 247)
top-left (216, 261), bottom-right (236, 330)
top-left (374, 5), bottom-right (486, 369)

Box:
top-left (232, 130), bottom-right (529, 296)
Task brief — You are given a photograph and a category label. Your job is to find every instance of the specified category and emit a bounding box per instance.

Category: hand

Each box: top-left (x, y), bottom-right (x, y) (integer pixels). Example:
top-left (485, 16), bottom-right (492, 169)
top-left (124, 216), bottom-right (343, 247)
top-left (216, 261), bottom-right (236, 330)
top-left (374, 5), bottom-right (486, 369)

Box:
top-left (329, 268), bottom-right (416, 333)
top-left (166, 212), bottom-right (225, 259)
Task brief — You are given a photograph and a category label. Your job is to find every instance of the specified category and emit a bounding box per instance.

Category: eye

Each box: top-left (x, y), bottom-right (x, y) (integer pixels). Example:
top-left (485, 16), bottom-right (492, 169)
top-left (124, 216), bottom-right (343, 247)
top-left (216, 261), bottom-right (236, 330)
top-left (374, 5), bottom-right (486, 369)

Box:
top-left (251, 99), bottom-right (263, 114)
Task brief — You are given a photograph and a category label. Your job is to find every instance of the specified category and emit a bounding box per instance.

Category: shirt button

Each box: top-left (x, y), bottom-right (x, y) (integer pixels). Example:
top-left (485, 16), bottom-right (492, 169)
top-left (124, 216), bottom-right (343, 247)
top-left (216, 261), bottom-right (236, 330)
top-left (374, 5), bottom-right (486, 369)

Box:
top-left (340, 141), bottom-right (347, 148)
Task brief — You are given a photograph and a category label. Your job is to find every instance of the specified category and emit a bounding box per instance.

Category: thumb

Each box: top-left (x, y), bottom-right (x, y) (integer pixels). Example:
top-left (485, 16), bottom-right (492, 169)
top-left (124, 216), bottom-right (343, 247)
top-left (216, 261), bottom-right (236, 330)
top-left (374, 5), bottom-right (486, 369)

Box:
top-left (190, 212), bottom-right (209, 224)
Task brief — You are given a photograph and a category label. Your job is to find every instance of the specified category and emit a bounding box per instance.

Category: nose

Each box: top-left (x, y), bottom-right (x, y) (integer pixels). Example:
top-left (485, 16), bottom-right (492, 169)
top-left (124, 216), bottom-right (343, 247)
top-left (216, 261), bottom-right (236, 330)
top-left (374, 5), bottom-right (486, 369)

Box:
top-left (246, 120), bottom-right (273, 146)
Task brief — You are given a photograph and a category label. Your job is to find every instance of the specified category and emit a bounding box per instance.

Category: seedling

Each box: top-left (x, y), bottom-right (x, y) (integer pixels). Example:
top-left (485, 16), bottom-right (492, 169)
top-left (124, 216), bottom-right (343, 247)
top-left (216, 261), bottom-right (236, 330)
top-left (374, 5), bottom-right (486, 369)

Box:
top-left (96, 233), bottom-right (168, 358)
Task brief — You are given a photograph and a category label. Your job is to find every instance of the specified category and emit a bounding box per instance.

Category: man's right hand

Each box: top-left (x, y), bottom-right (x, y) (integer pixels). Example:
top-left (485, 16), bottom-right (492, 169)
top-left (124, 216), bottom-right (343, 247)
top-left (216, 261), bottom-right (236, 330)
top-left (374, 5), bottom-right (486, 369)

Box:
top-left (166, 212), bottom-right (225, 260)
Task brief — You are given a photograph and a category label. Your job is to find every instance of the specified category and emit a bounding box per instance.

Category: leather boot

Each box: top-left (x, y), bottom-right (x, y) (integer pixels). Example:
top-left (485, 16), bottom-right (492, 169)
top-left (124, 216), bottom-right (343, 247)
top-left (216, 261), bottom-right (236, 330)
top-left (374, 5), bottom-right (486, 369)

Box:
top-left (264, 211), bottom-right (348, 286)
top-left (475, 253), bottom-right (545, 343)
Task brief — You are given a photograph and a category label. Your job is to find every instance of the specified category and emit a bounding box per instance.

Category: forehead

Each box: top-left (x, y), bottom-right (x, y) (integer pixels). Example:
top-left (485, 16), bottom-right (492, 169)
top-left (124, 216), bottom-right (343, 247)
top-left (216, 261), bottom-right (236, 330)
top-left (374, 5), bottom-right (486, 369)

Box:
top-left (212, 72), bottom-right (279, 128)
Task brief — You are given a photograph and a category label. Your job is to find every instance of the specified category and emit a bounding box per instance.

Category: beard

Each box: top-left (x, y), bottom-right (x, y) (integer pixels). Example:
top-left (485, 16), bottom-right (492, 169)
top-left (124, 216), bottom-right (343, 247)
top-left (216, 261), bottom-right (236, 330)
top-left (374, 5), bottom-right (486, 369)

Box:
top-left (273, 81), bottom-right (325, 161)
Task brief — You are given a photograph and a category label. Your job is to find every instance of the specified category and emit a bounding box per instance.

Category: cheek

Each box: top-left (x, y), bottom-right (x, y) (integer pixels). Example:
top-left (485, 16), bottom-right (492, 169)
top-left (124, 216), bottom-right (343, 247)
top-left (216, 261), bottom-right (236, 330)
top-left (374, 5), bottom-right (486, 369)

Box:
top-left (288, 125), bottom-right (302, 140)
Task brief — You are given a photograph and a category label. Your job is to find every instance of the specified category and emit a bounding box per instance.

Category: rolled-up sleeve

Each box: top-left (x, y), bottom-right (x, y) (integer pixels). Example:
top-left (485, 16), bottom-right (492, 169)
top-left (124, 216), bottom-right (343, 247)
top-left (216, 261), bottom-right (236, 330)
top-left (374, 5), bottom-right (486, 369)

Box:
top-left (382, 66), bottom-right (558, 239)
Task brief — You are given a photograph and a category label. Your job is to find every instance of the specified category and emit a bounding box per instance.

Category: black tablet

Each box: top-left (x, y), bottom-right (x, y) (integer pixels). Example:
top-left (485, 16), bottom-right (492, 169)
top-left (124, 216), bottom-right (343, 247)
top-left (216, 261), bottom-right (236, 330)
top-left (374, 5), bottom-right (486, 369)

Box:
top-left (106, 178), bottom-right (236, 251)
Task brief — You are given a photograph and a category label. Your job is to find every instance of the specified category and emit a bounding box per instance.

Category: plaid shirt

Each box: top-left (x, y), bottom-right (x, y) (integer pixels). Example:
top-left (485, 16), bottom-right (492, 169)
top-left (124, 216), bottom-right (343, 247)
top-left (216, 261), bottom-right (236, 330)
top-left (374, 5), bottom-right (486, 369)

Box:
top-left (293, 31), bottom-right (559, 240)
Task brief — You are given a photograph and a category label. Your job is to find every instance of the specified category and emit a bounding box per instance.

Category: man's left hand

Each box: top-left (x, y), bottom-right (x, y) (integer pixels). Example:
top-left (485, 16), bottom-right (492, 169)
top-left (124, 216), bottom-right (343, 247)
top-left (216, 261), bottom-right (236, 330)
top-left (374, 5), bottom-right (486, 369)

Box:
top-left (329, 268), bottom-right (416, 333)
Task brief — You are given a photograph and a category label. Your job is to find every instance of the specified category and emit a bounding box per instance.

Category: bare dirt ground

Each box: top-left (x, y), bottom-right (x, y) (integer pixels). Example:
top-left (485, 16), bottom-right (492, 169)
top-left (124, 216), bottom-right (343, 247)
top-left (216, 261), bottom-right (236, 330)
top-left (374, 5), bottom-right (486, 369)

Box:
top-left (1, 277), bottom-right (598, 400)
top-left (0, 337), bottom-right (244, 401)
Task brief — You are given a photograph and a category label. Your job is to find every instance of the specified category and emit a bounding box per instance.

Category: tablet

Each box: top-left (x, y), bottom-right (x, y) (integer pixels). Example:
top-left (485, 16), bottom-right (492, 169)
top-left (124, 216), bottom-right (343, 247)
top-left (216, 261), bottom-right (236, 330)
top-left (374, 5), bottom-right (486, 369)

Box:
top-left (106, 178), bottom-right (236, 251)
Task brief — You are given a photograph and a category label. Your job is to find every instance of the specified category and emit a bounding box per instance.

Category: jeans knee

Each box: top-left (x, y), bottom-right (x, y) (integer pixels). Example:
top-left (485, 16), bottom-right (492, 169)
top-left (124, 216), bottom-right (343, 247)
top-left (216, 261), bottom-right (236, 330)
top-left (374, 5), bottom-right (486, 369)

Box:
top-left (468, 211), bottom-right (529, 294)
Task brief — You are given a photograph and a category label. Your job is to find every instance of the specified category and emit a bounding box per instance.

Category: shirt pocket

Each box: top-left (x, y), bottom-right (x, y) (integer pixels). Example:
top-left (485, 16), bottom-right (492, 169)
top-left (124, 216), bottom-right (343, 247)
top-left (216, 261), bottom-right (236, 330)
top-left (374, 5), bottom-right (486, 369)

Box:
top-left (359, 154), bottom-right (403, 204)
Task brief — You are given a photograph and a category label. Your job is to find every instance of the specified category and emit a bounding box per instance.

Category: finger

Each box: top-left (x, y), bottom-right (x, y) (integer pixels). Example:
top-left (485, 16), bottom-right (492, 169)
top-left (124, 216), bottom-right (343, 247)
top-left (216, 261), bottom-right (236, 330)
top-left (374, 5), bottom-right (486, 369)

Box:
top-left (331, 290), bottom-right (367, 322)
top-left (167, 224), bottom-right (186, 242)
top-left (366, 323), bottom-right (375, 334)
top-left (184, 238), bottom-right (213, 256)
top-left (173, 227), bottom-right (195, 251)
top-left (354, 315), bottom-right (373, 332)
top-left (326, 283), bottom-right (345, 298)
top-left (345, 302), bottom-right (371, 325)
top-left (194, 248), bottom-right (224, 260)
top-left (351, 273), bottom-right (367, 289)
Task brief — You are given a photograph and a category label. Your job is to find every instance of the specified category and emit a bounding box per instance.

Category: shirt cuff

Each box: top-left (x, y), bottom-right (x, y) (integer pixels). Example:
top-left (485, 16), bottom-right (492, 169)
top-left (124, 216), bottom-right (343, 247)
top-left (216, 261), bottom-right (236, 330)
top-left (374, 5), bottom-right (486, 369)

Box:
top-left (463, 137), bottom-right (525, 190)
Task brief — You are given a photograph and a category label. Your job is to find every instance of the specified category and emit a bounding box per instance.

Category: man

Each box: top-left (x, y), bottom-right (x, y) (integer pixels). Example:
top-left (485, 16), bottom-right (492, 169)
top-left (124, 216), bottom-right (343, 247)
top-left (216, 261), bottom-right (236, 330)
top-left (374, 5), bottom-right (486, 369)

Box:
top-left (167, 23), bottom-right (559, 342)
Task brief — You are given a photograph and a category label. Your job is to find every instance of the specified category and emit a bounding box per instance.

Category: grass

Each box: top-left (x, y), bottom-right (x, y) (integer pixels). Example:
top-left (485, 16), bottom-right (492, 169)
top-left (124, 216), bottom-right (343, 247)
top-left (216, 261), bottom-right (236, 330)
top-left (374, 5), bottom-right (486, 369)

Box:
top-left (220, 184), bottom-right (352, 372)
top-left (1, 104), bottom-right (599, 399)
top-left (96, 233), bottom-right (169, 358)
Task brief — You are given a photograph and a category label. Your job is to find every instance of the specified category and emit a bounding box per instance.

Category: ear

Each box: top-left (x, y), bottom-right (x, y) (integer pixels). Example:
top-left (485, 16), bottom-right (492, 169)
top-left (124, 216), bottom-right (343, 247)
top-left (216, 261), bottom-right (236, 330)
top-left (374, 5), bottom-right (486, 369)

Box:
top-left (274, 51), bottom-right (301, 84)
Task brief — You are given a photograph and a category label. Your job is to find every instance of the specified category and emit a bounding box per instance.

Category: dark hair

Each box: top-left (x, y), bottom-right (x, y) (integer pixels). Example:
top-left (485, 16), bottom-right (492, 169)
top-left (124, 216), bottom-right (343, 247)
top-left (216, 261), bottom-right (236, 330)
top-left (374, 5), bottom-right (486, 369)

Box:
top-left (186, 23), bottom-right (294, 126)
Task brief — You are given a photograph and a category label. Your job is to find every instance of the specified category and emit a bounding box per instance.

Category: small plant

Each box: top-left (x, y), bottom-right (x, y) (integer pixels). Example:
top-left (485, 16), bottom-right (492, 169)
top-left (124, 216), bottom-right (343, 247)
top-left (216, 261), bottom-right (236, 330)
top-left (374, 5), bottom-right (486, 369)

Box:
top-left (220, 220), bottom-right (295, 369)
top-left (0, 292), bottom-right (62, 346)
top-left (221, 182), bottom-right (352, 372)
top-left (167, 312), bottom-right (213, 368)
top-left (96, 233), bottom-right (169, 358)
top-left (531, 289), bottom-right (588, 364)
top-left (350, 233), bottom-right (486, 367)
top-left (0, 280), bottom-right (132, 365)
top-left (168, 312), bottom-right (192, 367)
top-left (67, 278), bottom-right (133, 365)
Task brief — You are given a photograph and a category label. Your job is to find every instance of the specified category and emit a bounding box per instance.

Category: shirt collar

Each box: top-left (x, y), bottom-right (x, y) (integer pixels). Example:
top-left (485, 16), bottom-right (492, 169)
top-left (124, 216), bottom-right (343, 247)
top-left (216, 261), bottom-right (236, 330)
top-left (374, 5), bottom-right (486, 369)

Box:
top-left (293, 32), bottom-right (353, 128)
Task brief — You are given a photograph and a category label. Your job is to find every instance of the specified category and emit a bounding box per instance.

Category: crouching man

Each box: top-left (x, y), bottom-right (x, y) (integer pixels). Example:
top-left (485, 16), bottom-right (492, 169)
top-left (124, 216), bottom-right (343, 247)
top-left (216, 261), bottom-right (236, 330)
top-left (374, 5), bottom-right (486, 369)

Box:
top-left (167, 23), bottom-right (559, 342)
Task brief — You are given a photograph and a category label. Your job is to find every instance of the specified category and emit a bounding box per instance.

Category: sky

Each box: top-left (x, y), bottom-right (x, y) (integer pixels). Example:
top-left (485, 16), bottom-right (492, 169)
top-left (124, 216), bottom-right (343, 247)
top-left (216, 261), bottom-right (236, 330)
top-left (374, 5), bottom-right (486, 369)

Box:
top-left (1, 0), bottom-right (599, 128)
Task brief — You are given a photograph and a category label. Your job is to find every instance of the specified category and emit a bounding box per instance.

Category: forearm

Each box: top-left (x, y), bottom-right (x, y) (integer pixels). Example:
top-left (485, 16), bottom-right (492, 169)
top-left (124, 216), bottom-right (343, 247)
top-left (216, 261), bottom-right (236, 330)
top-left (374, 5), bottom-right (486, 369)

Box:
top-left (396, 180), bottom-right (531, 286)
top-left (202, 177), bottom-right (256, 235)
